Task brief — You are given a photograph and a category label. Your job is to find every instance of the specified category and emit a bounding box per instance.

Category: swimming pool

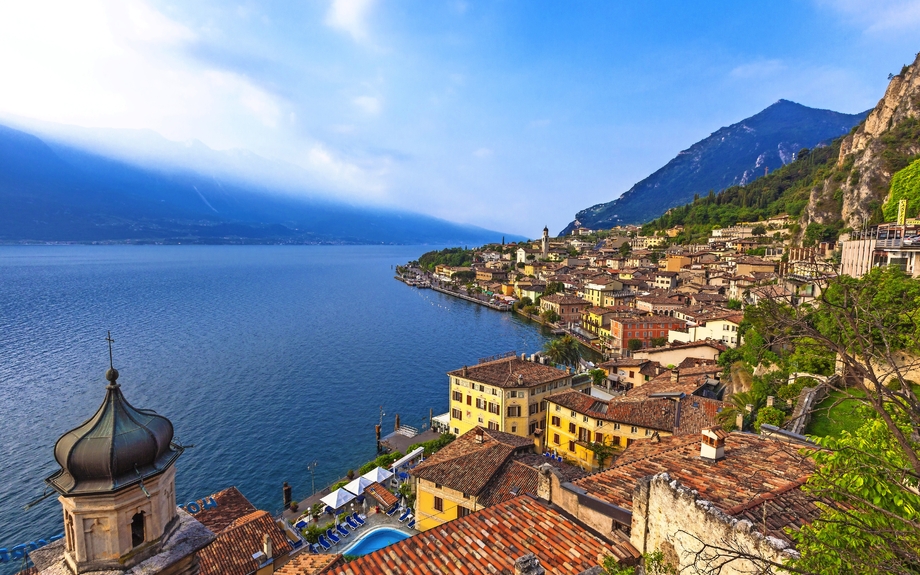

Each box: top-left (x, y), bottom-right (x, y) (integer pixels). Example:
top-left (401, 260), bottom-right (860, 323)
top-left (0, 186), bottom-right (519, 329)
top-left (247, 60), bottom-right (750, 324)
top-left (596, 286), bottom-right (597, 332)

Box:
top-left (341, 527), bottom-right (411, 556)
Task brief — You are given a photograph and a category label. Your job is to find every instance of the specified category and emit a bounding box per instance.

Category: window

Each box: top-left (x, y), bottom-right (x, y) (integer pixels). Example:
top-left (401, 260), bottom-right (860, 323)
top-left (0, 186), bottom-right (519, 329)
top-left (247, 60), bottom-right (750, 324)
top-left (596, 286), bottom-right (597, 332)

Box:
top-left (553, 433), bottom-right (560, 444)
top-left (555, 405), bottom-right (560, 412)
top-left (570, 410), bottom-right (576, 417)
top-left (595, 431), bottom-right (604, 443)
top-left (511, 425), bottom-right (517, 433)
top-left (529, 422), bottom-right (538, 435)
top-left (529, 403), bottom-right (539, 416)
top-left (507, 405), bottom-right (522, 417)
top-left (568, 440), bottom-right (576, 452)
top-left (478, 416), bottom-right (483, 423)
top-left (578, 427), bottom-right (590, 442)
top-left (489, 402), bottom-right (499, 415)
top-left (540, 400), bottom-right (547, 412)
top-left (475, 398), bottom-right (484, 409)
top-left (488, 421), bottom-right (499, 430)
top-left (452, 390), bottom-right (462, 402)
top-left (613, 423), bottom-right (620, 430)
top-left (457, 506), bottom-right (471, 518)
top-left (629, 371), bottom-right (635, 378)
top-left (131, 512), bottom-right (145, 548)
top-left (568, 422), bottom-right (576, 433)
top-left (451, 408), bottom-right (462, 421)
top-left (466, 395), bottom-right (472, 405)
top-left (582, 415), bottom-right (588, 423)
top-left (478, 384), bottom-right (485, 392)
top-left (644, 429), bottom-right (651, 436)
top-left (434, 497), bottom-right (444, 512)
top-left (630, 426), bottom-right (638, 433)
top-left (492, 388), bottom-right (498, 396)
top-left (612, 435), bottom-right (621, 446)
top-left (463, 493), bottom-right (470, 499)
top-left (453, 427), bottom-right (459, 434)
top-left (509, 391), bottom-right (518, 398)
top-left (551, 416), bottom-right (561, 427)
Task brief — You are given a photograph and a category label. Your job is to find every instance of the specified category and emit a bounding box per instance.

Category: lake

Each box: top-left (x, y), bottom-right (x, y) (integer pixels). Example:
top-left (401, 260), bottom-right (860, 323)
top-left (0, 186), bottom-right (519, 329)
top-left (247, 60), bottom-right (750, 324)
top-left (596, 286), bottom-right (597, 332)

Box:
top-left (0, 245), bottom-right (552, 571)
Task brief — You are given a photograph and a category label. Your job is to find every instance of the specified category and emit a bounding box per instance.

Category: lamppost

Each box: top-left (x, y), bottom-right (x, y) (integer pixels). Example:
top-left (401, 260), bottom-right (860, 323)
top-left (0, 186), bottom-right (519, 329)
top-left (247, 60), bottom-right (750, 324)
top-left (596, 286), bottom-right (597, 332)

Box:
top-left (307, 460), bottom-right (318, 496)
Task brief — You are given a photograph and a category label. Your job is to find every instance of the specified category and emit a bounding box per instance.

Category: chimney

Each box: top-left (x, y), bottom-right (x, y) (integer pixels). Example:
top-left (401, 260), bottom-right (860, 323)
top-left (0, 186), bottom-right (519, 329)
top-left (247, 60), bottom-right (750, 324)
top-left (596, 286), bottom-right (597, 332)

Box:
top-left (462, 365), bottom-right (468, 377)
top-left (766, 396), bottom-right (775, 407)
top-left (735, 411), bottom-right (744, 430)
top-left (262, 533), bottom-right (272, 560)
top-left (700, 427), bottom-right (726, 462)
top-left (670, 369), bottom-right (679, 384)
top-left (514, 553), bottom-right (545, 575)
top-left (475, 428), bottom-right (484, 444)
top-left (521, 352), bottom-right (527, 361)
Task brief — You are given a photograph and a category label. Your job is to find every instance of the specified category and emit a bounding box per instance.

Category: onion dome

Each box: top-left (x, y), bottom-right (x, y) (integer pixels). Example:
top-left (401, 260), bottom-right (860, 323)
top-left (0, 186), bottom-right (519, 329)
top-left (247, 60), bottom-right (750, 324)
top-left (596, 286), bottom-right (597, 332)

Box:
top-left (46, 366), bottom-right (182, 495)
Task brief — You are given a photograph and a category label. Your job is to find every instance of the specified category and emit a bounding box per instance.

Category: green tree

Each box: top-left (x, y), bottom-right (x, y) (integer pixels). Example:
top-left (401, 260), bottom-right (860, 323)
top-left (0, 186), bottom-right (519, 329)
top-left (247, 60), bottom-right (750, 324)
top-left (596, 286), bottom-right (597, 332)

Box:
top-left (544, 335), bottom-right (581, 367)
top-left (586, 441), bottom-right (616, 469)
top-left (716, 390), bottom-right (764, 431)
top-left (627, 338), bottom-right (643, 352)
top-left (753, 405), bottom-right (786, 432)
top-left (726, 298), bottom-right (743, 310)
top-left (544, 281), bottom-right (564, 296)
top-left (589, 368), bottom-right (607, 387)
top-left (541, 308), bottom-right (560, 323)
top-left (619, 242), bottom-right (632, 257)
top-left (649, 336), bottom-right (668, 348)
top-left (751, 224), bottom-right (767, 236)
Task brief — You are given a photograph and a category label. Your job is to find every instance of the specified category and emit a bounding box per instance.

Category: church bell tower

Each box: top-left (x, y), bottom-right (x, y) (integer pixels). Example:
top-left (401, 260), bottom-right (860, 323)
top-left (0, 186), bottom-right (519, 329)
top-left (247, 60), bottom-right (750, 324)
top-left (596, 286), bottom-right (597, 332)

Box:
top-left (44, 336), bottom-right (185, 574)
top-left (541, 226), bottom-right (549, 260)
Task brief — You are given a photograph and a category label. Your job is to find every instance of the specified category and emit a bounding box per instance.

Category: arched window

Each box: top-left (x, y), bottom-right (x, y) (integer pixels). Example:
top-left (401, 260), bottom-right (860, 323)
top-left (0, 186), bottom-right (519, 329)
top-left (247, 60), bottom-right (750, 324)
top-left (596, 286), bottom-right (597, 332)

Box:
top-left (131, 512), bottom-right (145, 548)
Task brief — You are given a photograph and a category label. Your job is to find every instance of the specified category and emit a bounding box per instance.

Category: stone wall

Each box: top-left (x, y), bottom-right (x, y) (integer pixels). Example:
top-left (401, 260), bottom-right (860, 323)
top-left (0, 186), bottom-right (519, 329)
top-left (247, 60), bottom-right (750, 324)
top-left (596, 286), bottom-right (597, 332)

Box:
top-left (631, 474), bottom-right (795, 575)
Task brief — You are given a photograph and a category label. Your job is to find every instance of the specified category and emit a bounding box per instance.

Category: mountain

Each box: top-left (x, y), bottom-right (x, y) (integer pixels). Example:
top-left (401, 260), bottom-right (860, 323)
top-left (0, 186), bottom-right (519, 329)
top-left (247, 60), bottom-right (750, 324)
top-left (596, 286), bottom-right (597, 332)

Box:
top-left (805, 52), bottom-right (920, 230)
top-left (0, 123), bottom-right (515, 245)
top-left (562, 100), bottom-right (869, 232)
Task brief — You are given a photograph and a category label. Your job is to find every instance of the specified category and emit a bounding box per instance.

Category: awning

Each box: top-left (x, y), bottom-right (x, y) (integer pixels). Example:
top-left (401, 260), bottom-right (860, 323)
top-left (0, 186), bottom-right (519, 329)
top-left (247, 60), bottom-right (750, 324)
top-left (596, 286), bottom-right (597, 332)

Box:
top-left (388, 446), bottom-right (424, 471)
top-left (343, 476), bottom-right (373, 496)
top-left (320, 488), bottom-right (356, 510)
top-left (361, 466), bottom-right (394, 484)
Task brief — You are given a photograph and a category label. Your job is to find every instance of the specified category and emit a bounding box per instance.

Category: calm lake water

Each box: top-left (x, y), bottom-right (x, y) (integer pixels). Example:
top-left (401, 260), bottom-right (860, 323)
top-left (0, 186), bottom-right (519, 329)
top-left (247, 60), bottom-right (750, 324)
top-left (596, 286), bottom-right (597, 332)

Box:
top-left (0, 245), bottom-right (552, 571)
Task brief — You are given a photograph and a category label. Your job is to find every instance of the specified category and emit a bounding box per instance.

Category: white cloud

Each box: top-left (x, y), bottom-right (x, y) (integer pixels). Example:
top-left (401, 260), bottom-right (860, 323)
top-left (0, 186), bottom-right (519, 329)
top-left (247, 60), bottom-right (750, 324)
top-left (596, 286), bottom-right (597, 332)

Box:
top-left (816, 0), bottom-right (920, 34)
top-left (324, 0), bottom-right (376, 42)
top-left (473, 147), bottom-right (493, 158)
top-left (730, 59), bottom-right (786, 79)
top-left (353, 95), bottom-right (381, 115)
top-left (304, 143), bottom-right (387, 198)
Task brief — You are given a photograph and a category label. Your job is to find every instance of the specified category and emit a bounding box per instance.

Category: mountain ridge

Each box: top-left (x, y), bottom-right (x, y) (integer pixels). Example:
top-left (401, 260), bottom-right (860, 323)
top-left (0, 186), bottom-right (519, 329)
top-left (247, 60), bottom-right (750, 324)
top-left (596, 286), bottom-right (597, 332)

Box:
top-left (0, 123), bottom-right (518, 245)
top-left (562, 100), bottom-right (869, 232)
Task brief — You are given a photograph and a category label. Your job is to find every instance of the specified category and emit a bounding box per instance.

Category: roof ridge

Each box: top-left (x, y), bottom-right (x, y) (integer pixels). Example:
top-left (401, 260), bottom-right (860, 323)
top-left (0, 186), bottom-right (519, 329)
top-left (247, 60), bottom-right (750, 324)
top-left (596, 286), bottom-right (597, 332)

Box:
top-left (723, 476), bottom-right (810, 516)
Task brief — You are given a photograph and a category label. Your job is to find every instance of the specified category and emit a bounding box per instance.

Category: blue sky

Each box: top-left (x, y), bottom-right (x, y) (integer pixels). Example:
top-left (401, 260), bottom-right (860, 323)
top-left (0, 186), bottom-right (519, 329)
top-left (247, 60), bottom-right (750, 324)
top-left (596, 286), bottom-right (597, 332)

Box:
top-left (0, 1), bottom-right (918, 236)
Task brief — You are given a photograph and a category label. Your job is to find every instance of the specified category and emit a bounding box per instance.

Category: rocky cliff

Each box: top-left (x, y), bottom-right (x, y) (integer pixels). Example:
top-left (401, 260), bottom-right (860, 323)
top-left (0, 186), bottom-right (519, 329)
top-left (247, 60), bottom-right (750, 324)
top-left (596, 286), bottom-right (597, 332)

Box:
top-left (805, 53), bottom-right (920, 228)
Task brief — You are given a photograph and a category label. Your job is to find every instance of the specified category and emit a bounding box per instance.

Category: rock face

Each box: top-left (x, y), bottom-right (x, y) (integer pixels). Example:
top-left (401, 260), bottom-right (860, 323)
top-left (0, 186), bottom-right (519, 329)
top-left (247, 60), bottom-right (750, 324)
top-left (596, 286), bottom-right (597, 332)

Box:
top-left (805, 53), bottom-right (920, 228)
top-left (563, 100), bottom-right (868, 231)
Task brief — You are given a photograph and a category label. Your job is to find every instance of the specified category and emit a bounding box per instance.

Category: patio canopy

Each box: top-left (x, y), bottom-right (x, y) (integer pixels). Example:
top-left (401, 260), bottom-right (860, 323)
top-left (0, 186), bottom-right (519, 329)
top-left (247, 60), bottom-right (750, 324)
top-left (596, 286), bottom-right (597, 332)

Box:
top-left (343, 476), bottom-right (373, 496)
top-left (320, 488), bottom-right (356, 510)
top-left (361, 466), bottom-right (394, 484)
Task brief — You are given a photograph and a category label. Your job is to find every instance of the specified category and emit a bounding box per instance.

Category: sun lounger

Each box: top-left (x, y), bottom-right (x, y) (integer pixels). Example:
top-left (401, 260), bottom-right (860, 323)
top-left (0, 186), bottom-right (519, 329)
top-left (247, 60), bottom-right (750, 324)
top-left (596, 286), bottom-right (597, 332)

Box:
top-left (295, 520), bottom-right (308, 530)
top-left (398, 509), bottom-right (412, 522)
top-left (346, 516), bottom-right (360, 530)
top-left (351, 512), bottom-right (365, 526)
top-left (336, 524), bottom-right (350, 537)
top-left (325, 529), bottom-right (340, 544)
top-left (317, 536), bottom-right (332, 550)
top-left (386, 505), bottom-right (399, 516)
top-left (407, 519), bottom-right (416, 529)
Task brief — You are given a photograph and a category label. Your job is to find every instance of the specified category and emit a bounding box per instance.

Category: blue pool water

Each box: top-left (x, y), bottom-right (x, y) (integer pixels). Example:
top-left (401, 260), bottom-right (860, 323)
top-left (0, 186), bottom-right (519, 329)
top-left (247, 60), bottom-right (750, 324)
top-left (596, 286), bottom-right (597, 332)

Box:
top-left (342, 528), bottom-right (410, 556)
top-left (0, 245), bottom-right (556, 574)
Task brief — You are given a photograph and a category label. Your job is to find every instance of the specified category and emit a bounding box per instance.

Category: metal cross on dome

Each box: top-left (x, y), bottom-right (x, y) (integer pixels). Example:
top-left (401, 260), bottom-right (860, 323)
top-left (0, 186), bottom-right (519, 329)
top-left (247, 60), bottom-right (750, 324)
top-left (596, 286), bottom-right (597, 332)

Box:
top-left (105, 331), bottom-right (115, 369)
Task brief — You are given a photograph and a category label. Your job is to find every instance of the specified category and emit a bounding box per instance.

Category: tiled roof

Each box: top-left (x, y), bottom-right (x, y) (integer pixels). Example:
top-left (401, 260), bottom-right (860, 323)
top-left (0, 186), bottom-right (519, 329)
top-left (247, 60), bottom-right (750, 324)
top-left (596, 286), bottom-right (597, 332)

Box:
top-left (623, 372), bottom-right (710, 399)
top-left (275, 553), bottom-right (344, 575)
top-left (728, 479), bottom-right (823, 543)
top-left (364, 481), bottom-right (398, 508)
top-left (640, 340), bottom-right (728, 354)
top-left (448, 357), bottom-right (570, 388)
top-left (198, 510), bottom-right (294, 575)
top-left (410, 427), bottom-right (533, 496)
top-left (575, 433), bottom-right (814, 511)
top-left (477, 454), bottom-right (587, 508)
top-left (547, 391), bottom-right (724, 434)
top-left (326, 495), bottom-right (639, 575)
top-left (190, 486), bottom-right (258, 534)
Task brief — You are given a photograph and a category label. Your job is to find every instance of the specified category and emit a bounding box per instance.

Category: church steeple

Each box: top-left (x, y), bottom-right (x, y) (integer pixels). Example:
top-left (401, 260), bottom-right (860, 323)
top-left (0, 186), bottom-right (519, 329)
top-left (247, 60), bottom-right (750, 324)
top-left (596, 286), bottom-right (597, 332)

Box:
top-left (541, 226), bottom-right (549, 259)
top-left (44, 335), bottom-right (185, 573)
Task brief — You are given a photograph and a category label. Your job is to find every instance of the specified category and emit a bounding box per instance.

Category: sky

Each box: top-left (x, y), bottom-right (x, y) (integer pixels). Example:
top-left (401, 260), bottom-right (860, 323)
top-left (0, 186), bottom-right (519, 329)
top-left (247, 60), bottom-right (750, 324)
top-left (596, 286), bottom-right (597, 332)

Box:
top-left (0, 1), bottom-right (919, 236)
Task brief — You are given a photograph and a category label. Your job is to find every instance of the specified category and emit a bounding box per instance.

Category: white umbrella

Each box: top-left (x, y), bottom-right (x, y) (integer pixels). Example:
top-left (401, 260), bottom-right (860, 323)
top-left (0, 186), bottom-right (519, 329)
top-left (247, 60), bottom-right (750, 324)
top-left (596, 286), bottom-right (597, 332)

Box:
top-left (361, 466), bottom-right (394, 483)
top-left (320, 488), bottom-right (356, 511)
top-left (343, 476), bottom-right (373, 496)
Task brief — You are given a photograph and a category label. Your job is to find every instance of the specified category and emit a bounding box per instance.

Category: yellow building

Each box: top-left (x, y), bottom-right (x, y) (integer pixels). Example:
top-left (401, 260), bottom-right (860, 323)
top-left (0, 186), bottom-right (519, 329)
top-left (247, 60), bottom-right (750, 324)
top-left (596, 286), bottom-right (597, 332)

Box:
top-left (543, 390), bottom-right (725, 471)
top-left (665, 254), bottom-right (692, 272)
top-left (410, 427), bottom-right (586, 531)
top-left (447, 356), bottom-right (577, 438)
top-left (582, 280), bottom-right (623, 307)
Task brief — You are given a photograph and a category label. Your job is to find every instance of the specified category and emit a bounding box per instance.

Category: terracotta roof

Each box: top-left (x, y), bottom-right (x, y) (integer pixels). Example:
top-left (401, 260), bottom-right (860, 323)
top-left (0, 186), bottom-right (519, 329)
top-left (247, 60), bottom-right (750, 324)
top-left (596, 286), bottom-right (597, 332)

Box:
top-left (624, 372), bottom-right (711, 399)
top-left (275, 553), bottom-right (344, 575)
top-left (547, 391), bottom-right (724, 434)
top-left (190, 486), bottom-right (258, 534)
top-left (410, 427), bottom-right (532, 496)
top-left (448, 357), bottom-right (570, 388)
top-left (198, 510), bottom-right (294, 575)
top-left (364, 481), bottom-right (398, 508)
top-left (326, 495), bottom-right (639, 575)
top-left (477, 454), bottom-right (587, 508)
top-left (640, 340), bottom-right (728, 354)
top-left (728, 478), bottom-right (823, 543)
top-left (575, 433), bottom-right (814, 511)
